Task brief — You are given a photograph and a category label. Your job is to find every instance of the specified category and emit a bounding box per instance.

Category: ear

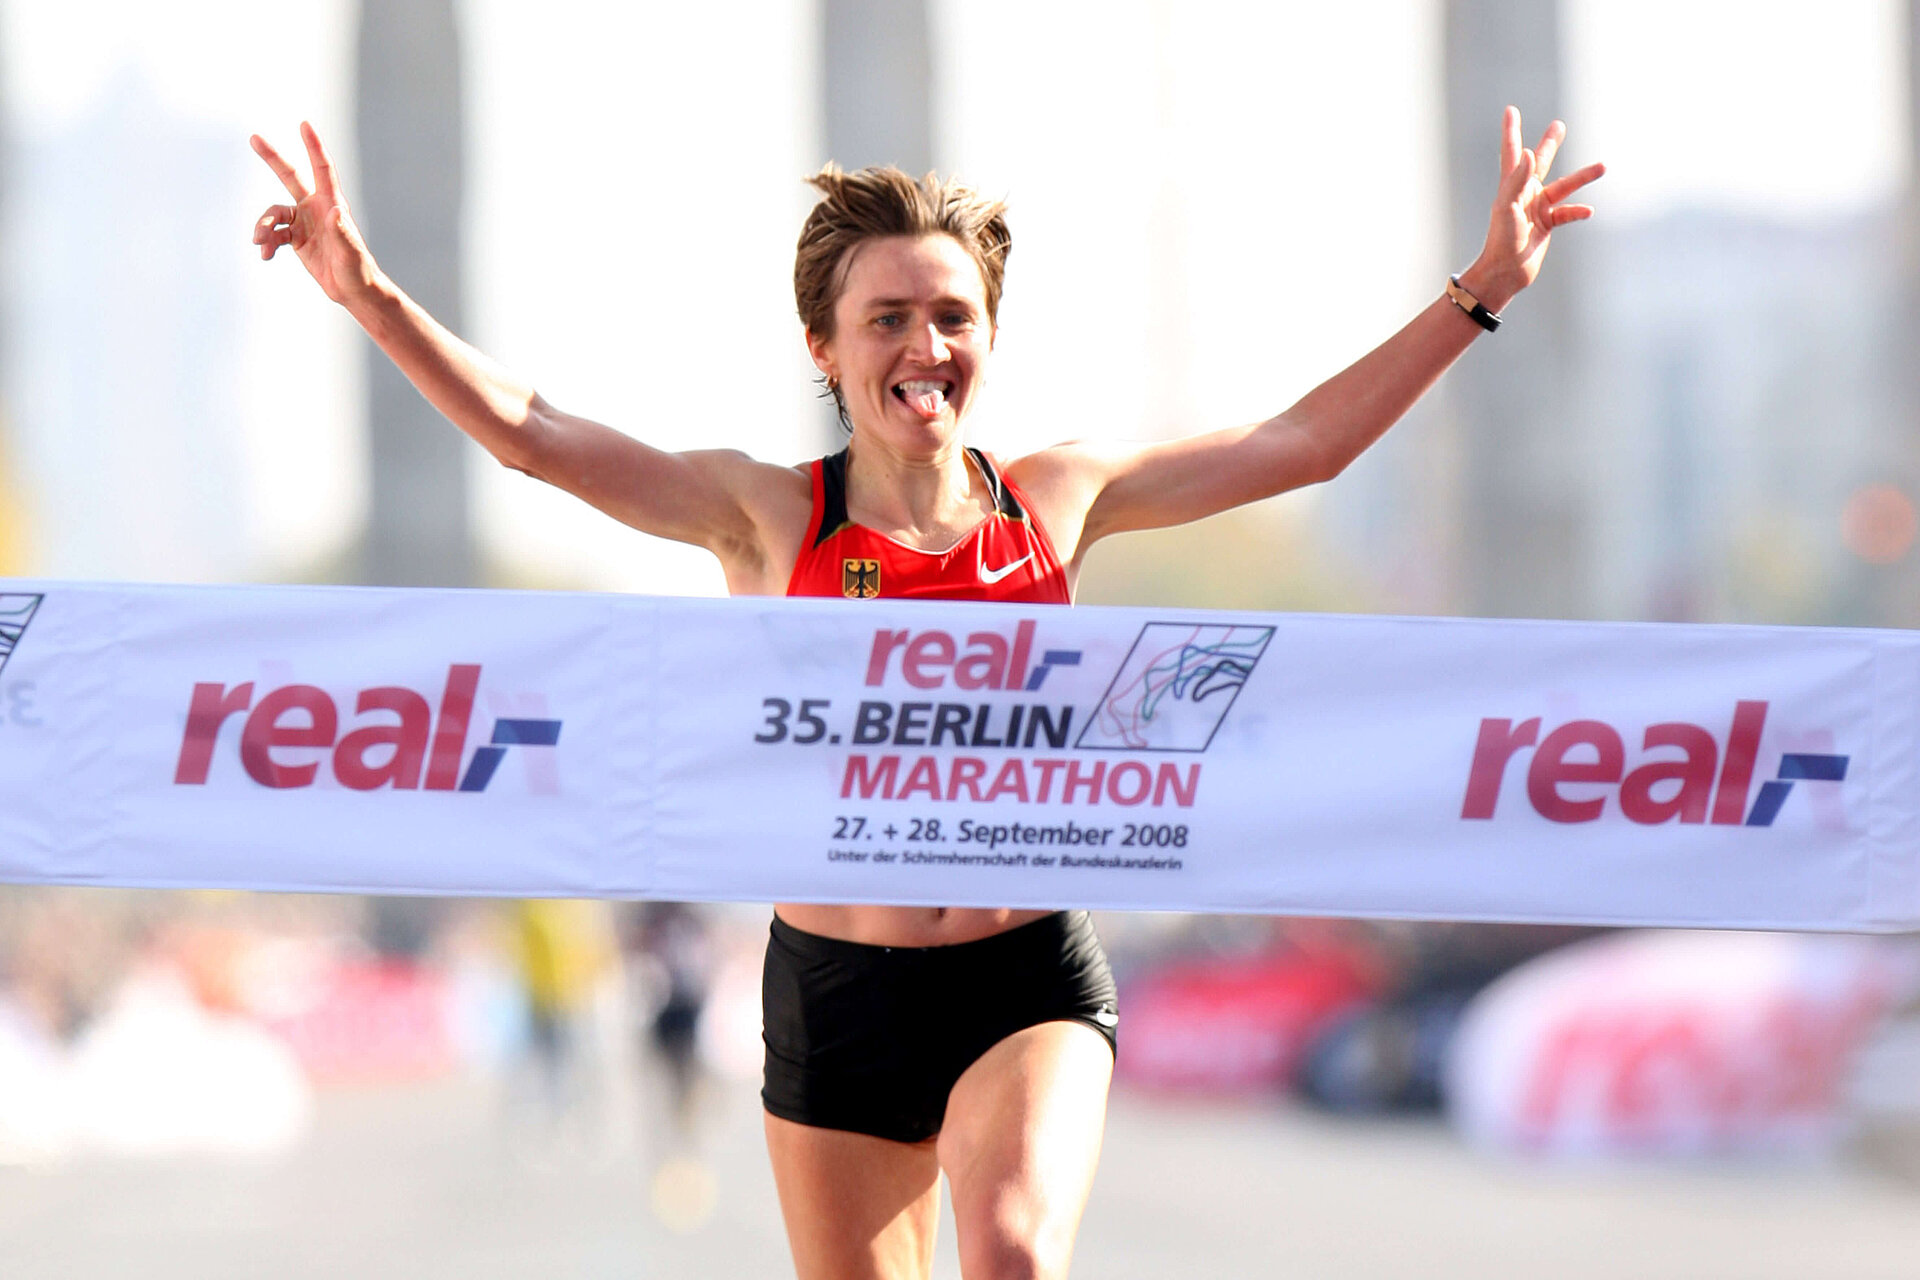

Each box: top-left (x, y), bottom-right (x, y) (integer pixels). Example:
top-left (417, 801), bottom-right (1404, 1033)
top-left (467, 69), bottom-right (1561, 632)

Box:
top-left (805, 327), bottom-right (836, 379)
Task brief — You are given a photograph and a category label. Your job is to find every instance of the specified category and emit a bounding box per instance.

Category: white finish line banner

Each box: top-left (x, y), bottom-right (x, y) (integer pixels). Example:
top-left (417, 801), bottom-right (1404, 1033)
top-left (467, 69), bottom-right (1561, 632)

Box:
top-left (1, 579), bottom-right (1916, 932)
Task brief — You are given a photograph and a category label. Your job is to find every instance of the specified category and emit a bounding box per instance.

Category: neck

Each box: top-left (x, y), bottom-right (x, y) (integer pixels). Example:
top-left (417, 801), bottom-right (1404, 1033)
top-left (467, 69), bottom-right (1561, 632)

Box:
top-left (843, 435), bottom-right (985, 549)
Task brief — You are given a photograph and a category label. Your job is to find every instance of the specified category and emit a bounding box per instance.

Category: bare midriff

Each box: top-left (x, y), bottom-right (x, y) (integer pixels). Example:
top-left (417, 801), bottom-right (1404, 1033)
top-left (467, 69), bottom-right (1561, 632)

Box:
top-left (773, 903), bottom-right (1054, 948)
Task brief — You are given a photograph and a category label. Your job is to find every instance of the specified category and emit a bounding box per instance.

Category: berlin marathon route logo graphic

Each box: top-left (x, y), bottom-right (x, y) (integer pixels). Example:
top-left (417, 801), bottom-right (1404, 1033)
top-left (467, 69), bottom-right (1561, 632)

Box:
top-left (834, 617), bottom-right (1274, 810)
top-left (1078, 622), bottom-right (1276, 751)
top-left (0, 593), bottom-right (42, 680)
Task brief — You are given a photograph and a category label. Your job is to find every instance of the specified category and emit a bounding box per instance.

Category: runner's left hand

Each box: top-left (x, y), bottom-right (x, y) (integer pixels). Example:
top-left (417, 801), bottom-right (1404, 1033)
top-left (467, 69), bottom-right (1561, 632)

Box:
top-left (1468, 107), bottom-right (1605, 308)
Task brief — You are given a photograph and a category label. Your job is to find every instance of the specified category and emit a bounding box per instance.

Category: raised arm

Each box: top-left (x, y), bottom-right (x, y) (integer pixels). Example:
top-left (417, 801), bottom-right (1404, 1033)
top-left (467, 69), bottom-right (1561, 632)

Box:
top-left (249, 123), bottom-right (808, 590)
top-left (1011, 108), bottom-right (1604, 565)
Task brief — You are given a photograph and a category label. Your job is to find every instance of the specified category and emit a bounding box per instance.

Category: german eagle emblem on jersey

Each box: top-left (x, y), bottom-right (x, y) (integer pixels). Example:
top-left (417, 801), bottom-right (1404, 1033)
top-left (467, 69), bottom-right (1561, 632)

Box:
top-left (842, 558), bottom-right (881, 598)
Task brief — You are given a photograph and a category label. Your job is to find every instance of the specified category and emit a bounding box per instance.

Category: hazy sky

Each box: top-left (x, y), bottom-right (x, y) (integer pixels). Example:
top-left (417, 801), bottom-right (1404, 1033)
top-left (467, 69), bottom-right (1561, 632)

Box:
top-left (1, 0), bottom-right (1909, 589)
top-left (1566, 0), bottom-right (1908, 218)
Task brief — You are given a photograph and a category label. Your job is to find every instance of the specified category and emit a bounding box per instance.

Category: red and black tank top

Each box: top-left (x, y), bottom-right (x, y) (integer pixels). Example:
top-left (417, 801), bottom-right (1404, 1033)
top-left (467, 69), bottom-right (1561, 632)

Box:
top-left (785, 448), bottom-right (1071, 604)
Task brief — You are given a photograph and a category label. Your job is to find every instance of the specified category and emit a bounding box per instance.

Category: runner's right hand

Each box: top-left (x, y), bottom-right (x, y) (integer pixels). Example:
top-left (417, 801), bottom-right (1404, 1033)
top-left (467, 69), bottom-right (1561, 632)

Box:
top-left (249, 122), bottom-right (382, 307)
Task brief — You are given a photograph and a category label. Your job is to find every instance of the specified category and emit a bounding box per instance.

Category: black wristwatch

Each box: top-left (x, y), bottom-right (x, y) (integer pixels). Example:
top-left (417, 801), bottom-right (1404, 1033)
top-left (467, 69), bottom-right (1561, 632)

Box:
top-left (1445, 274), bottom-right (1502, 332)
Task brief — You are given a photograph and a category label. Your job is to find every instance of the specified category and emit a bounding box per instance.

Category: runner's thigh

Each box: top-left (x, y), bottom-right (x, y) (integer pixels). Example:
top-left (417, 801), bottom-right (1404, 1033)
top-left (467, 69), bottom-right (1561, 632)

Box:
top-left (764, 1112), bottom-right (943, 1280)
top-left (937, 1021), bottom-right (1114, 1280)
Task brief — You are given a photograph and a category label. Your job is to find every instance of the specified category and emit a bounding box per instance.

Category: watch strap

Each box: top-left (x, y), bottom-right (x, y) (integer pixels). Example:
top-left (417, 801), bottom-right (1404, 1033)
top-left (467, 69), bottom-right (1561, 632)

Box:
top-left (1446, 274), bottom-right (1502, 332)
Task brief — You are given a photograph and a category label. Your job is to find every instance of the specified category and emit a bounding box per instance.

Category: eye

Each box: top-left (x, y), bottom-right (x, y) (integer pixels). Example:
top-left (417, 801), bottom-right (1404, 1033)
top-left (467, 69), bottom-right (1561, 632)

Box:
top-left (874, 313), bottom-right (903, 329)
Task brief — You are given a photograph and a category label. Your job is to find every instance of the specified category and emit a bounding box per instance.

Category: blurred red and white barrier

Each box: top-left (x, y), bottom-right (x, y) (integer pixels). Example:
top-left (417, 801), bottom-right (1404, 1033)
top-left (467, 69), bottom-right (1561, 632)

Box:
top-left (1445, 930), bottom-right (1920, 1156)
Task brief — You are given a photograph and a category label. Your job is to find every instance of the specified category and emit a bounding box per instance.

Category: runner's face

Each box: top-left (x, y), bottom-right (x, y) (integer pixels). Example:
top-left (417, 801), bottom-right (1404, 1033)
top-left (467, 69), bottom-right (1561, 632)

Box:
top-left (808, 234), bottom-right (993, 451)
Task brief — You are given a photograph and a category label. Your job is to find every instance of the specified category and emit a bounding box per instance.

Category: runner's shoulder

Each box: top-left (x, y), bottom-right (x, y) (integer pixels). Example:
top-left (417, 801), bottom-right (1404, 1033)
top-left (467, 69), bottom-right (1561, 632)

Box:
top-left (679, 448), bottom-right (812, 505)
top-left (1003, 437), bottom-right (1141, 497)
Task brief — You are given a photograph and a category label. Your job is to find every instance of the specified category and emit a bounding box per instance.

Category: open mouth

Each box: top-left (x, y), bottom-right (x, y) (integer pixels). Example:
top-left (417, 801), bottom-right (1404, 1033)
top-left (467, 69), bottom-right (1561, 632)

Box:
top-left (892, 379), bottom-right (954, 416)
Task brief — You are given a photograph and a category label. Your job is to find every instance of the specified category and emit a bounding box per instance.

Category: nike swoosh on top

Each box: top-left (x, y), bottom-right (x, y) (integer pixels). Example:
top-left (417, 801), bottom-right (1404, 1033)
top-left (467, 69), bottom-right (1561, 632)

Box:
top-left (979, 554), bottom-right (1033, 585)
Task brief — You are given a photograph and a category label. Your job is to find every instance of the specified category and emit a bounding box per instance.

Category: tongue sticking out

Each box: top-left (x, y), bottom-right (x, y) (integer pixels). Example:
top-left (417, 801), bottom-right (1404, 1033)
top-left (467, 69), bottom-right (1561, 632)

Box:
top-left (896, 382), bottom-right (949, 417)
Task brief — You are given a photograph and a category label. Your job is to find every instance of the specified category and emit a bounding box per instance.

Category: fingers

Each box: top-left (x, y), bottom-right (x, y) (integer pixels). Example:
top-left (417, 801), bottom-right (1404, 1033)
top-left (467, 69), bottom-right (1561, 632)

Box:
top-left (254, 218), bottom-right (294, 259)
top-left (252, 205), bottom-right (296, 243)
top-left (1542, 160), bottom-right (1606, 205)
top-left (1533, 120), bottom-right (1565, 182)
top-left (1549, 204), bottom-right (1594, 227)
top-left (251, 201), bottom-right (300, 260)
top-left (300, 121), bottom-right (341, 202)
top-left (1498, 146), bottom-right (1536, 205)
top-left (250, 133), bottom-right (310, 201)
top-left (1499, 105), bottom-right (1521, 177)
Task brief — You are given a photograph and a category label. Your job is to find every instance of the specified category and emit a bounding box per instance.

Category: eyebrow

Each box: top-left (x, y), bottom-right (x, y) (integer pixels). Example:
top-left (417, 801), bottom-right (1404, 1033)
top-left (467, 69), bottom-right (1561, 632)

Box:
top-left (864, 296), bottom-right (980, 312)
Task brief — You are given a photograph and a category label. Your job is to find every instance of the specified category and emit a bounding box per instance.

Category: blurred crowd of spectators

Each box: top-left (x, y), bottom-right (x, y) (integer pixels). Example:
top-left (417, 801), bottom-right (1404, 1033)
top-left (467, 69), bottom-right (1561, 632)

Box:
top-left (1, 890), bottom-right (1915, 1182)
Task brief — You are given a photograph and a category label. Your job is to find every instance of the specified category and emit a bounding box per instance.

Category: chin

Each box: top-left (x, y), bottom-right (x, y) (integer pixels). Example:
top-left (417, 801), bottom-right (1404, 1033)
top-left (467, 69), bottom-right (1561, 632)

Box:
top-left (867, 415), bottom-right (960, 454)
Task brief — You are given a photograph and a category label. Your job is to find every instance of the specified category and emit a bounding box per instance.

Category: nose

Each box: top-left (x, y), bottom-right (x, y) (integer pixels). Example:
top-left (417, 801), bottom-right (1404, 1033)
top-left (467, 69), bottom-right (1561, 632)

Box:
top-left (909, 322), bottom-right (950, 364)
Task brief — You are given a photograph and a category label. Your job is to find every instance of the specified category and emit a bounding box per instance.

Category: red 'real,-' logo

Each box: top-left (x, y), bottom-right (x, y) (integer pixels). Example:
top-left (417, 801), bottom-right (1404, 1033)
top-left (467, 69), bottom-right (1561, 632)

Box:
top-left (173, 664), bottom-right (559, 792)
top-left (865, 619), bottom-right (1082, 691)
top-left (1461, 700), bottom-right (1848, 827)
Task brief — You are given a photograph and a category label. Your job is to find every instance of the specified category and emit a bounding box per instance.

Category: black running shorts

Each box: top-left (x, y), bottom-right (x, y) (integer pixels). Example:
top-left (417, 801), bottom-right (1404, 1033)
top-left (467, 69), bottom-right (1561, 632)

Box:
top-left (761, 910), bottom-right (1118, 1144)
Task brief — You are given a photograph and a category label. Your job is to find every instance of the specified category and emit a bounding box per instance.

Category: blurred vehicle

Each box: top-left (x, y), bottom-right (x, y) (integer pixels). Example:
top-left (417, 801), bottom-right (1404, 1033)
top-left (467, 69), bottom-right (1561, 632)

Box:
top-left (1295, 923), bottom-right (1596, 1114)
top-left (1114, 918), bottom-right (1589, 1104)
top-left (1115, 921), bottom-right (1383, 1094)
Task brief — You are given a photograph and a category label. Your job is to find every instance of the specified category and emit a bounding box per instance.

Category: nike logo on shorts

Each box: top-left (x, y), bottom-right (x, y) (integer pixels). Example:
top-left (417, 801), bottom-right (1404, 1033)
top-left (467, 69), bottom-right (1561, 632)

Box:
top-left (979, 554), bottom-right (1032, 585)
top-left (1090, 1006), bottom-right (1119, 1028)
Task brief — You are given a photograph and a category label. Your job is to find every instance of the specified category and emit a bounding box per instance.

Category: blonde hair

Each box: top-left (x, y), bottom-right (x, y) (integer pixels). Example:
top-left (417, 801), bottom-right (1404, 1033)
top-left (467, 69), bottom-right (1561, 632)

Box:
top-left (793, 164), bottom-right (1012, 343)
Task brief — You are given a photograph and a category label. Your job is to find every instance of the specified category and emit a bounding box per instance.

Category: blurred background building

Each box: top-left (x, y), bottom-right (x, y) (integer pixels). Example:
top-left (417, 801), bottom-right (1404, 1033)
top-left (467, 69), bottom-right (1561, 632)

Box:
top-left (1, 0), bottom-right (1911, 624)
top-left (3, 2), bottom-right (1920, 1275)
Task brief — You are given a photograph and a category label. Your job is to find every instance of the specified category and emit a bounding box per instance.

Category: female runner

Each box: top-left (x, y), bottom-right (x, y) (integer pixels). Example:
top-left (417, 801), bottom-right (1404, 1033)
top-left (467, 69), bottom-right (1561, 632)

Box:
top-left (251, 110), bottom-right (1601, 1280)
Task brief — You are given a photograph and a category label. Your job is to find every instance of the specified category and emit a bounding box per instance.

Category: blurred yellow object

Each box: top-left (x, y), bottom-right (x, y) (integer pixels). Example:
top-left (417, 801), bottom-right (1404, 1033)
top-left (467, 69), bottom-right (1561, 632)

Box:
top-left (510, 898), bottom-right (618, 1017)
top-left (0, 418), bottom-right (27, 574)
